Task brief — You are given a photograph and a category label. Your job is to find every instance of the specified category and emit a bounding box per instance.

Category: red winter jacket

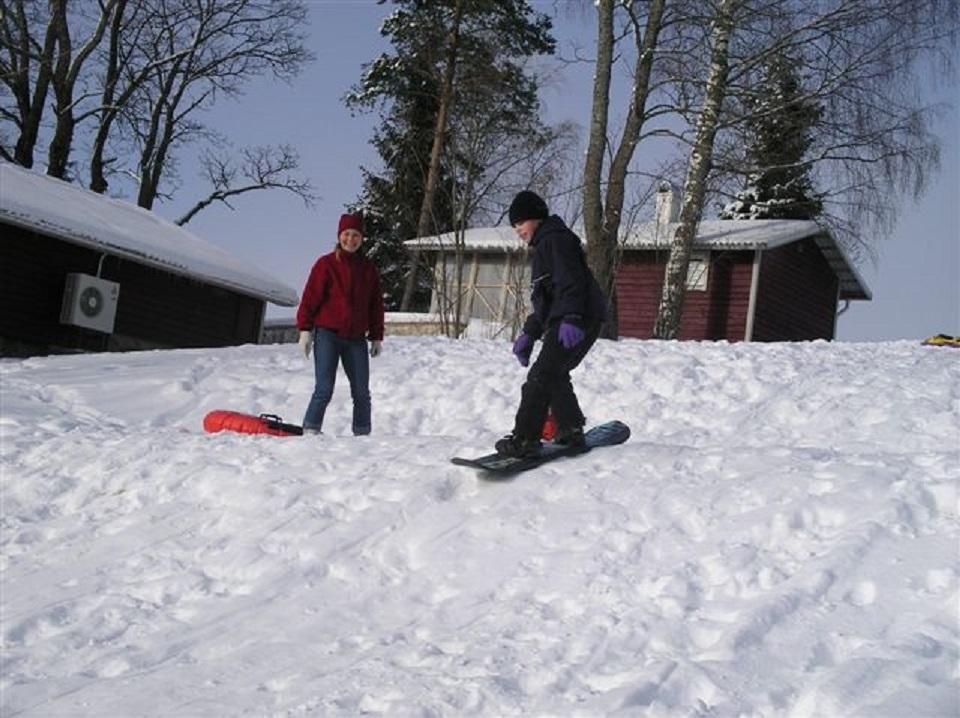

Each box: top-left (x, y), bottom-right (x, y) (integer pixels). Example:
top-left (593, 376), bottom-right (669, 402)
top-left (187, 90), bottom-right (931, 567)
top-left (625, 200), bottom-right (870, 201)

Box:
top-left (296, 250), bottom-right (385, 341)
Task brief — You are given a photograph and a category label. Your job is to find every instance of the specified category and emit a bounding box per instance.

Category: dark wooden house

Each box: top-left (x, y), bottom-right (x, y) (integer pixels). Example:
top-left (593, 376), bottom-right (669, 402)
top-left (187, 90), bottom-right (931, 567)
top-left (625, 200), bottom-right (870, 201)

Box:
top-left (0, 162), bottom-right (298, 356)
top-left (404, 218), bottom-right (870, 342)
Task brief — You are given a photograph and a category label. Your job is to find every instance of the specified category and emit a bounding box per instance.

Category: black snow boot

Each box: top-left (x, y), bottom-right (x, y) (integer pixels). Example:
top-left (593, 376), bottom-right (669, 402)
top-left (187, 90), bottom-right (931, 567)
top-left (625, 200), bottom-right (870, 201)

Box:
top-left (553, 426), bottom-right (586, 449)
top-left (495, 434), bottom-right (542, 458)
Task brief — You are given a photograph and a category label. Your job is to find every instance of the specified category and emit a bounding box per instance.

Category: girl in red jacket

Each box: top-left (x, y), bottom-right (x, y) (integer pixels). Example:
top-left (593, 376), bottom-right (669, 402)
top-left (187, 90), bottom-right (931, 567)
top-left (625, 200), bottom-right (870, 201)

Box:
top-left (296, 214), bottom-right (385, 435)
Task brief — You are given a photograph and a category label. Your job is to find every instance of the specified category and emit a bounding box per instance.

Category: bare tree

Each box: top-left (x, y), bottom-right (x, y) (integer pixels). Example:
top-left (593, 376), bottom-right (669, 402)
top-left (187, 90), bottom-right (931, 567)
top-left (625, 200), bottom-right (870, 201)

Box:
top-left (430, 97), bottom-right (577, 338)
top-left (380, 0), bottom-right (555, 312)
top-left (653, 0), bottom-right (739, 339)
top-left (0, 0), bottom-right (58, 167)
top-left (0, 0), bottom-right (118, 177)
top-left (45, 0), bottom-right (117, 178)
top-left (652, 0), bottom-right (957, 338)
top-left (87, 0), bottom-right (175, 194)
top-left (175, 145), bottom-right (316, 226)
top-left (0, 0), bottom-right (314, 226)
top-left (124, 0), bottom-right (311, 210)
top-left (583, 0), bottom-right (668, 338)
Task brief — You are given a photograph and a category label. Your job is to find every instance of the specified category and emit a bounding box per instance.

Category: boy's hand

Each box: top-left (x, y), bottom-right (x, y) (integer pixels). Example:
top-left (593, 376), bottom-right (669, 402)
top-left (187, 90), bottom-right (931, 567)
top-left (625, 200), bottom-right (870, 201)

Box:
top-left (558, 319), bottom-right (585, 349)
top-left (512, 333), bottom-right (534, 366)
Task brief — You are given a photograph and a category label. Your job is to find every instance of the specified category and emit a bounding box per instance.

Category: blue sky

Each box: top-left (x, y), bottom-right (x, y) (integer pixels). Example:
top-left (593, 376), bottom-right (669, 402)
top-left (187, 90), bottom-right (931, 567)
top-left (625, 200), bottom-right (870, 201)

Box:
top-left (155, 1), bottom-right (958, 341)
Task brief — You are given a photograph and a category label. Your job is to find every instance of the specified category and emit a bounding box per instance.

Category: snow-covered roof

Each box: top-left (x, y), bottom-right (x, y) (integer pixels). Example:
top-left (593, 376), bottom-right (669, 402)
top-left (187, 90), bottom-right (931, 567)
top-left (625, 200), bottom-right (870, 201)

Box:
top-left (405, 219), bottom-right (871, 300)
top-left (0, 162), bottom-right (298, 306)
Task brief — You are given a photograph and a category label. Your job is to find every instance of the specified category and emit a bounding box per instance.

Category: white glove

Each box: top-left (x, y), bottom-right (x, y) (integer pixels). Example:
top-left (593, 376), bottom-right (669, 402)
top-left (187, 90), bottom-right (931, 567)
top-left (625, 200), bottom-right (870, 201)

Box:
top-left (369, 340), bottom-right (382, 358)
top-left (298, 330), bottom-right (313, 359)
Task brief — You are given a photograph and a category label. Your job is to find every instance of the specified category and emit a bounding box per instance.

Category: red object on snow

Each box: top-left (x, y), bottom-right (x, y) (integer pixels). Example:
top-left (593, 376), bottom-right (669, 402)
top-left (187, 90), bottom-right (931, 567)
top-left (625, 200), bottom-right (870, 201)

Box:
top-left (203, 411), bottom-right (303, 437)
top-left (541, 410), bottom-right (557, 441)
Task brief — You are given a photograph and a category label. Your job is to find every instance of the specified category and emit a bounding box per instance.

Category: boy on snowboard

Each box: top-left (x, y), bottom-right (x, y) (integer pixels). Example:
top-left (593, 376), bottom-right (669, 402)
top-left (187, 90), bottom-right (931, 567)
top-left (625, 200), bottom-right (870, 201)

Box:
top-left (496, 191), bottom-right (607, 458)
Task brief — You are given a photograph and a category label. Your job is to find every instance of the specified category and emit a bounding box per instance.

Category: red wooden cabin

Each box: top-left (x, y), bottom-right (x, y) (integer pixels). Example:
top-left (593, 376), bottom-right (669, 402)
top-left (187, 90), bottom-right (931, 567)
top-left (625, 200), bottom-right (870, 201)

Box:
top-left (405, 218), bottom-right (870, 342)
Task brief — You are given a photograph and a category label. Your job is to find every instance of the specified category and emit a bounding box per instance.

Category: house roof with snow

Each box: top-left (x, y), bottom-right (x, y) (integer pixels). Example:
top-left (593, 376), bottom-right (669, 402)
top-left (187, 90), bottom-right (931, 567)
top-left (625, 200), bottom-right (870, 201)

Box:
top-left (404, 219), bottom-right (871, 300)
top-left (0, 162), bottom-right (298, 306)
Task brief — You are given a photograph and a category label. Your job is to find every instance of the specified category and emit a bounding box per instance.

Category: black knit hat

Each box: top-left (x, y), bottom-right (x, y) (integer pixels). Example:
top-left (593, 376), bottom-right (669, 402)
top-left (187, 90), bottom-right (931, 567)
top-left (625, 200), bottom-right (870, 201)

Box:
top-left (508, 190), bottom-right (549, 226)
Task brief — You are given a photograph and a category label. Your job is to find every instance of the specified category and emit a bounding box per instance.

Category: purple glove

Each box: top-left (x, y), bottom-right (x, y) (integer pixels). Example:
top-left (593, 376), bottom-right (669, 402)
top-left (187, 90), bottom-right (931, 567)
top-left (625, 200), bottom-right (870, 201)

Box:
top-left (512, 333), bottom-right (534, 366)
top-left (558, 320), bottom-right (585, 349)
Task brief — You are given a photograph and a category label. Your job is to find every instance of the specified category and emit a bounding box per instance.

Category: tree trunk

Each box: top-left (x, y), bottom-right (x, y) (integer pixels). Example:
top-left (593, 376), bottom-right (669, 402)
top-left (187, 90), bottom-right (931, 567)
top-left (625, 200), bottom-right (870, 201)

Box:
top-left (584, 0), bottom-right (666, 339)
top-left (400, 0), bottom-right (464, 311)
top-left (8, 0), bottom-right (57, 169)
top-left (91, 0), bottom-right (128, 193)
top-left (45, 0), bottom-right (72, 178)
top-left (653, 0), bottom-right (739, 340)
top-left (46, 0), bottom-right (113, 179)
top-left (582, 0), bottom-right (614, 269)
top-left (136, 46), bottom-right (189, 209)
top-left (138, 101), bottom-right (178, 210)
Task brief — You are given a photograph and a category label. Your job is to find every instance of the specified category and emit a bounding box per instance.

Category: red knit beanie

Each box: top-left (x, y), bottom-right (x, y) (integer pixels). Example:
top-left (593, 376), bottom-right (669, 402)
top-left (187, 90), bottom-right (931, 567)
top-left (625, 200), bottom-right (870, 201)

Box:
top-left (337, 213), bottom-right (363, 236)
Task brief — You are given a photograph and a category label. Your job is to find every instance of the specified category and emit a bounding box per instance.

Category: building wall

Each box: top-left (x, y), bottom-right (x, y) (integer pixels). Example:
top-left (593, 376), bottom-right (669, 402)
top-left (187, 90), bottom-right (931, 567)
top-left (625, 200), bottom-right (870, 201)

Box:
top-left (430, 250), bottom-right (530, 324)
top-left (753, 237), bottom-right (839, 341)
top-left (1, 224), bottom-right (265, 356)
top-left (417, 240), bottom-right (841, 343)
top-left (260, 315), bottom-right (460, 343)
top-left (615, 250), bottom-right (754, 340)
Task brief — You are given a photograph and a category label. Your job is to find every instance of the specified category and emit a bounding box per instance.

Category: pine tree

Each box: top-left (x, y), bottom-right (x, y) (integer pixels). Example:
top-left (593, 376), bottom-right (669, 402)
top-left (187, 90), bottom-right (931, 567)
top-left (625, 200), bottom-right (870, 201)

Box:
top-left (721, 51), bottom-right (823, 221)
top-left (352, 89), bottom-right (454, 310)
top-left (346, 0), bottom-right (554, 310)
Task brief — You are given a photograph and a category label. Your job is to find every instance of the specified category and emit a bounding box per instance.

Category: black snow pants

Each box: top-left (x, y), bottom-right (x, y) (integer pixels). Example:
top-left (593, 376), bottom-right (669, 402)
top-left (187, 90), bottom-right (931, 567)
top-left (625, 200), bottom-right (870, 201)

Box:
top-left (512, 318), bottom-right (602, 441)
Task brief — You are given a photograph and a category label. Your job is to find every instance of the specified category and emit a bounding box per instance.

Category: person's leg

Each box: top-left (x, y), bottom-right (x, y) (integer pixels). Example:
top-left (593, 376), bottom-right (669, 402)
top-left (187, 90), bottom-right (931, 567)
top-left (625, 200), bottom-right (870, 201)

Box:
top-left (548, 320), bottom-right (602, 434)
top-left (340, 337), bottom-right (372, 435)
top-left (302, 329), bottom-right (339, 432)
top-left (500, 320), bottom-right (602, 456)
top-left (497, 340), bottom-right (562, 456)
top-left (511, 333), bottom-right (563, 441)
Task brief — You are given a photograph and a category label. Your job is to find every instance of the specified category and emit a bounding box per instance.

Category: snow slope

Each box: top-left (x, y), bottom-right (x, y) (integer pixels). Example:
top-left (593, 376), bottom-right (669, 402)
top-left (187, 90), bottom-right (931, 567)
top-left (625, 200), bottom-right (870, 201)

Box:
top-left (1, 338), bottom-right (957, 717)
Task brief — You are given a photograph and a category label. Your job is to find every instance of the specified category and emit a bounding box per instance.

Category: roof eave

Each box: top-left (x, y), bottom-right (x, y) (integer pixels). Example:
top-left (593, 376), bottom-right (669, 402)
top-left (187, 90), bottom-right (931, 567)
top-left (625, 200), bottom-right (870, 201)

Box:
top-left (0, 210), bottom-right (299, 306)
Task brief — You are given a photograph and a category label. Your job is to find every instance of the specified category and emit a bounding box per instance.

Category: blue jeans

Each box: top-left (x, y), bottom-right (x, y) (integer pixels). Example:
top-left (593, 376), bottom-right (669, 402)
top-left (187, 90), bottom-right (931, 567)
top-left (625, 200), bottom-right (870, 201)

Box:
top-left (302, 328), bottom-right (371, 435)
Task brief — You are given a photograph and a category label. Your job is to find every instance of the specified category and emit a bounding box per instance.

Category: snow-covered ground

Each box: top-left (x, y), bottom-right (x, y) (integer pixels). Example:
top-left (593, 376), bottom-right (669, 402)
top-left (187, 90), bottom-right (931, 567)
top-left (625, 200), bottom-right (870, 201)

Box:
top-left (1, 337), bottom-right (957, 717)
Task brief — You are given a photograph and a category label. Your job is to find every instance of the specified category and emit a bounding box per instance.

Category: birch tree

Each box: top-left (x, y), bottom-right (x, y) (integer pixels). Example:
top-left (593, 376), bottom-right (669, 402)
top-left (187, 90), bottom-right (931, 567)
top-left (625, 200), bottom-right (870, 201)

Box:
top-left (432, 85), bottom-right (577, 338)
top-left (652, 0), bottom-right (957, 339)
top-left (653, 0), bottom-right (739, 339)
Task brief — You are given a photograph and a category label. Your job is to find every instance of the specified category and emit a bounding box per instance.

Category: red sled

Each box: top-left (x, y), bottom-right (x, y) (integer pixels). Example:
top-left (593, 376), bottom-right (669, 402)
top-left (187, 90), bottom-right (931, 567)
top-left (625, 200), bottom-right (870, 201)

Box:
top-left (203, 410), bottom-right (303, 437)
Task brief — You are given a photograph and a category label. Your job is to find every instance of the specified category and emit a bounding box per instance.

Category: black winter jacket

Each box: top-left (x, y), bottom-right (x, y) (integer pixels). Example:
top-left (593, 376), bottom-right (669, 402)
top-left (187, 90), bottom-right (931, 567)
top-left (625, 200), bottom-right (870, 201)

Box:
top-left (522, 215), bottom-right (607, 340)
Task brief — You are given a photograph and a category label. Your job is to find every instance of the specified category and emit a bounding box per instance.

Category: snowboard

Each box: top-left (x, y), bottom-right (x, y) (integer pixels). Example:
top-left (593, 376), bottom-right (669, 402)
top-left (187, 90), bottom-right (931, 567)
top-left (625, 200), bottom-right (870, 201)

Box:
top-left (203, 410), bottom-right (303, 437)
top-left (452, 420), bottom-right (630, 478)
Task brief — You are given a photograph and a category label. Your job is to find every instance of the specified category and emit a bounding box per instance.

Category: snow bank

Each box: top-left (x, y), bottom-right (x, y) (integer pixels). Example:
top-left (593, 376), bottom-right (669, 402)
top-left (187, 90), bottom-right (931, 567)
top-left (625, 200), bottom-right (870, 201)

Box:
top-left (1, 338), bottom-right (957, 716)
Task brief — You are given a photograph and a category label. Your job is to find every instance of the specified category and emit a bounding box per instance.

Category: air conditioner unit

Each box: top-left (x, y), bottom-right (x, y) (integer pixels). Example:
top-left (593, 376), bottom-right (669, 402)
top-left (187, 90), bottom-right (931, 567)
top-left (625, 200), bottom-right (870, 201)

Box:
top-left (60, 273), bottom-right (120, 334)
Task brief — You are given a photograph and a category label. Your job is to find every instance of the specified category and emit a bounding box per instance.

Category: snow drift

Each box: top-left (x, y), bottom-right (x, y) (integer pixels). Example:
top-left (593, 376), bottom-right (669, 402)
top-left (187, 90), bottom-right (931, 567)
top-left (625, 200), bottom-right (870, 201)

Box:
top-left (1, 337), bottom-right (957, 716)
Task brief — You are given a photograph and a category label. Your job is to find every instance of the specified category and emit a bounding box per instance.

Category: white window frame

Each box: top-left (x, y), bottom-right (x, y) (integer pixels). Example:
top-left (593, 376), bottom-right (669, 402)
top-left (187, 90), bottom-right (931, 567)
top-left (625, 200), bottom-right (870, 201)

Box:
top-left (686, 251), bottom-right (710, 291)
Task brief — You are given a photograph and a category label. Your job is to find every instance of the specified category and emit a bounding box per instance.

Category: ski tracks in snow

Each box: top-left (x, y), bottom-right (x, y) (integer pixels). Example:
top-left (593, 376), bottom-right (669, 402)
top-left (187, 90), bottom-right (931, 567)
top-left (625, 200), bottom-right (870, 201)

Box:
top-left (1, 339), bottom-right (957, 716)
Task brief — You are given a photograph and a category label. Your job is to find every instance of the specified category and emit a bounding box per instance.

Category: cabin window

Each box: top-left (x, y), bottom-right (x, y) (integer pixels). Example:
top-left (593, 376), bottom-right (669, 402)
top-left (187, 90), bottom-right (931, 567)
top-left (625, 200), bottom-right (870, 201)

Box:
top-left (473, 255), bottom-right (508, 321)
top-left (431, 251), bottom-right (473, 317)
top-left (431, 251), bottom-right (530, 324)
top-left (687, 251), bottom-right (710, 291)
